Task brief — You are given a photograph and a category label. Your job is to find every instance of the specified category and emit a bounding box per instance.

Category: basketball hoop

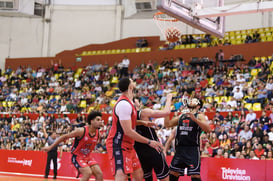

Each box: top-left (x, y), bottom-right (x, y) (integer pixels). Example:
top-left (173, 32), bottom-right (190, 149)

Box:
top-left (153, 12), bottom-right (184, 42)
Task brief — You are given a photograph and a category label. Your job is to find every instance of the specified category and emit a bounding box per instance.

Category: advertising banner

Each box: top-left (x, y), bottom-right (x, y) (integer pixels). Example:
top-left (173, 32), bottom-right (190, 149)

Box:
top-left (0, 150), bottom-right (272, 180)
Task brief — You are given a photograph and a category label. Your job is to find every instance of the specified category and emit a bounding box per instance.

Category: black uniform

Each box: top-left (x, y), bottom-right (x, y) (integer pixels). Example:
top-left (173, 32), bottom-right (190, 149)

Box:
top-left (170, 113), bottom-right (202, 176)
top-left (44, 136), bottom-right (58, 179)
top-left (134, 110), bottom-right (169, 181)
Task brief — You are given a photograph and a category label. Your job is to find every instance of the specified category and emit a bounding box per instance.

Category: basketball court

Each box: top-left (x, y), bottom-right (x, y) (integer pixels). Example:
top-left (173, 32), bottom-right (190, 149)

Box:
top-left (0, 172), bottom-right (114, 181)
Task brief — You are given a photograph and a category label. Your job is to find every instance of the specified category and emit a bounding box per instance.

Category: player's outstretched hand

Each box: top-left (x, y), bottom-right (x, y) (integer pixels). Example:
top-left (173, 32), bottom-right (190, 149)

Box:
top-left (149, 140), bottom-right (164, 153)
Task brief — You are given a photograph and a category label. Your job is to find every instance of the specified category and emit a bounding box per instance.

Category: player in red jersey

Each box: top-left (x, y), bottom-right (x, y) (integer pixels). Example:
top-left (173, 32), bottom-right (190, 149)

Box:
top-left (106, 77), bottom-right (163, 181)
top-left (42, 111), bottom-right (104, 181)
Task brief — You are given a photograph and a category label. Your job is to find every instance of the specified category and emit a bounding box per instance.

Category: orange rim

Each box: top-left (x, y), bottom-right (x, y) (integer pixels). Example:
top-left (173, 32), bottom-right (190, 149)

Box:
top-left (153, 12), bottom-right (178, 22)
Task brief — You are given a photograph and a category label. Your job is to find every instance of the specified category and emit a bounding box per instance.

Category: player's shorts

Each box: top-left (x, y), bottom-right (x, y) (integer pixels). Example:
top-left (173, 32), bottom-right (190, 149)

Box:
top-left (170, 146), bottom-right (201, 176)
top-left (71, 154), bottom-right (98, 169)
top-left (136, 148), bottom-right (169, 179)
top-left (107, 147), bottom-right (141, 176)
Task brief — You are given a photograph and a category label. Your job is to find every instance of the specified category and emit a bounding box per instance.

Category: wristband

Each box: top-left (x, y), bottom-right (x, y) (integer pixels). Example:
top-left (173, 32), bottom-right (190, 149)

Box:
top-left (147, 140), bottom-right (151, 145)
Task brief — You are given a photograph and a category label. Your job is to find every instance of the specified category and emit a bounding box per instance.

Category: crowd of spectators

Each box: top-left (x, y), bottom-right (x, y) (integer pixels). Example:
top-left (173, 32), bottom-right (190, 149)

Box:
top-left (0, 53), bottom-right (273, 161)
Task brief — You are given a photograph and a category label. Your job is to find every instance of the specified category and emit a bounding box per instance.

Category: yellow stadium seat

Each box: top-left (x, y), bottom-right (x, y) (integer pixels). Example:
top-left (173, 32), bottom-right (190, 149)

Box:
top-left (111, 49), bottom-right (117, 54)
top-left (135, 48), bottom-right (141, 53)
top-left (2, 101), bottom-right (7, 107)
top-left (246, 29), bottom-right (252, 34)
top-left (206, 97), bottom-right (213, 104)
top-left (88, 106), bottom-right (94, 112)
top-left (253, 103), bottom-right (261, 111)
top-left (174, 45), bottom-right (180, 50)
top-left (76, 68), bottom-right (83, 74)
top-left (261, 36), bottom-right (267, 42)
top-left (241, 30), bottom-right (247, 34)
top-left (261, 56), bottom-right (267, 62)
top-left (241, 34), bottom-right (247, 39)
top-left (111, 76), bottom-right (119, 84)
top-left (236, 35), bottom-right (241, 39)
top-left (244, 103), bottom-right (252, 110)
top-left (106, 50), bottom-right (111, 54)
top-left (221, 96), bottom-right (228, 102)
top-left (21, 107), bottom-right (28, 112)
top-left (230, 36), bottom-right (235, 40)
top-left (228, 69), bottom-right (234, 77)
top-left (171, 91), bottom-right (178, 97)
top-left (236, 39), bottom-right (242, 44)
top-left (214, 97), bottom-right (221, 104)
top-left (125, 49), bottom-right (131, 53)
top-left (208, 77), bottom-right (214, 84)
top-left (185, 44), bottom-right (191, 49)
top-left (190, 44), bottom-right (196, 48)
top-left (258, 28), bottom-right (264, 33)
top-left (74, 73), bottom-right (80, 79)
top-left (7, 101), bottom-right (15, 107)
top-left (267, 36), bottom-right (273, 42)
top-left (229, 31), bottom-right (235, 36)
top-left (81, 51), bottom-right (88, 56)
top-left (230, 39), bottom-right (236, 45)
top-left (79, 100), bottom-right (87, 108)
top-left (55, 95), bottom-right (61, 100)
top-left (250, 69), bottom-right (259, 77)
top-left (254, 57), bottom-right (260, 61)
top-left (264, 27), bottom-right (270, 32)
top-left (90, 51), bottom-right (96, 55)
top-left (180, 44), bottom-right (185, 49)
top-left (201, 43), bottom-right (208, 48)
top-left (110, 100), bottom-right (117, 107)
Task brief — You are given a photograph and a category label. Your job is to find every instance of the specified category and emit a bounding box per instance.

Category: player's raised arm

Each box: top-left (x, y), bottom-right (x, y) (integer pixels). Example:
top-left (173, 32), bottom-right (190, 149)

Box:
top-left (142, 93), bottom-right (173, 119)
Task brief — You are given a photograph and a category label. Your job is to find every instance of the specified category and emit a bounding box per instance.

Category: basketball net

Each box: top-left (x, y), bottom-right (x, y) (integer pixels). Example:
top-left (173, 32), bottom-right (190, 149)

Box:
top-left (153, 12), bottom-right (184, 43)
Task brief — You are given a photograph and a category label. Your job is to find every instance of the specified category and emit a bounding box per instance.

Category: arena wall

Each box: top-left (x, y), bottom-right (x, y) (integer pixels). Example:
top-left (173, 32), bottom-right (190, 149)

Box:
top-left (0, 4), bottom-right (273, 70)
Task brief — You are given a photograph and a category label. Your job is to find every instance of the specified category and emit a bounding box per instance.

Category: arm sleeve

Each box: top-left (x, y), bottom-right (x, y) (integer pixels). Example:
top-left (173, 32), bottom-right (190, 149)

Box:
top-left (115, 100), bottom-right (132, 120)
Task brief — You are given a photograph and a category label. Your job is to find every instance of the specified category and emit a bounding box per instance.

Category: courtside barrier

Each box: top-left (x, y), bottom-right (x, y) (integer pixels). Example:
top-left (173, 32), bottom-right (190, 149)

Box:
top-left (0, 150), bottom-right (272, 180)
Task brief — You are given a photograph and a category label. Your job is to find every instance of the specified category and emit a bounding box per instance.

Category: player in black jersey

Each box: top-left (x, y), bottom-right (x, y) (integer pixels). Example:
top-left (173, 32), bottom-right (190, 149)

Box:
top-left (133, 93), bottom-right (173, 181)
top-left (164, 97), bottom-right (211, 181)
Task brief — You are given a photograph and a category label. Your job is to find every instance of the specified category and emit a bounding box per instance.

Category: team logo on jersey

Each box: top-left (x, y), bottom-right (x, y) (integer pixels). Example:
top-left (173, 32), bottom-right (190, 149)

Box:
top-left (183, 119), bottom-right (190, 127)
top-left (84, 136), bottom-right (88, 141)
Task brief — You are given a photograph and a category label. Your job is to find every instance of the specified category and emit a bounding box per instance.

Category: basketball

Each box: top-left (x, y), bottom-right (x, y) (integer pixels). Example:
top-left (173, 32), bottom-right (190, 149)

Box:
top-left (165, 27), bottom-right (181, 42)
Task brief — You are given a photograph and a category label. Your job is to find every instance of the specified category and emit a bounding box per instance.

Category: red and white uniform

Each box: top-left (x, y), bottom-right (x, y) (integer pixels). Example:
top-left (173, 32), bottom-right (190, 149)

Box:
top-left (71, 126), bottom-right (99, 168)
top-left (106, 95), bottom-right (141, 175)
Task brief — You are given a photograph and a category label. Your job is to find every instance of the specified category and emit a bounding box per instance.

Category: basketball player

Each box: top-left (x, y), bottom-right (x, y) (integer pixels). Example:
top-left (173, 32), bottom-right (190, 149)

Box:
top-left (133, 93), bottom-right (173, 181)
top-left (106, 77), bottom-right (163, 181)
top-left (164, 98), bottom-right (211, 181)
top-left (42, 111), bottom-right (104, 181)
